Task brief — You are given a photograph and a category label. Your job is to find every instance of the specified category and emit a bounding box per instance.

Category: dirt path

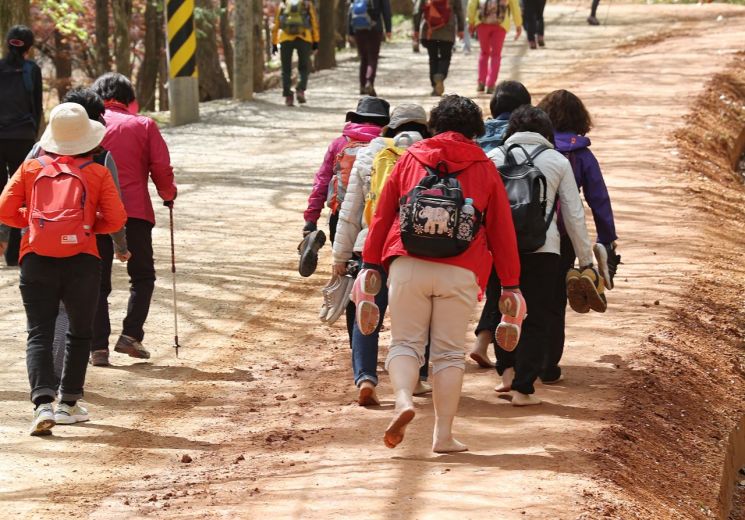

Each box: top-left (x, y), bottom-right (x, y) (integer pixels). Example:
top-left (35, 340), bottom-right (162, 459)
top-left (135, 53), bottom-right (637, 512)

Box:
top-left (1, 3), bottom-right (744, 519)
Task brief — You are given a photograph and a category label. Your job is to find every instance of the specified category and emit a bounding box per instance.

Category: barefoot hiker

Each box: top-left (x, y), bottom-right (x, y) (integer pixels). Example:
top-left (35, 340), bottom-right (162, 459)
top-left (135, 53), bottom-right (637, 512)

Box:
top-left (92, 73), bottom-right (177, 361)
top-left (361, 95), bottom-right (522, 452)
top-left (0, 103), bottom-right (127, 435)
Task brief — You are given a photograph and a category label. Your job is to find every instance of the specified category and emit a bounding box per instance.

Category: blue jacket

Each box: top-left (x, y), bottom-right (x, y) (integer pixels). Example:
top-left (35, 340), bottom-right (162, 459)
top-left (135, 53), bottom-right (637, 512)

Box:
top-left (477, 115), bottom-right (510, 153)
top-left (554, 131), bottom-right (617, 244)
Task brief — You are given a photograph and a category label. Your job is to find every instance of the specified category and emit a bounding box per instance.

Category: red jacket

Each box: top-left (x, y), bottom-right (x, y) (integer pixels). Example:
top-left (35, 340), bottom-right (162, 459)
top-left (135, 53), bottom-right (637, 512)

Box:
top-left (362, 131), bottom-right (521, 289)
top-left (102, 102), bottom-right (177, 224)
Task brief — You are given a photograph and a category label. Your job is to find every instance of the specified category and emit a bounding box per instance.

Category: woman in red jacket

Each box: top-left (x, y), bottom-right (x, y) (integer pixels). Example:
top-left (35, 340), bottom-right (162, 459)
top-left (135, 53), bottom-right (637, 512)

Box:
top-left (362, 95), bottom-right (522, 453)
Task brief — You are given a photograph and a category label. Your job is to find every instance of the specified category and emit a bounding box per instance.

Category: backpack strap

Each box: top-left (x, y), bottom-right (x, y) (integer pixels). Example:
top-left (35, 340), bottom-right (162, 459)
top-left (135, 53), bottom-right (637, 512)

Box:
top-left (529, 144), bottom-right (550, 161)
top-left (22, 60), bottom-right (33, 93)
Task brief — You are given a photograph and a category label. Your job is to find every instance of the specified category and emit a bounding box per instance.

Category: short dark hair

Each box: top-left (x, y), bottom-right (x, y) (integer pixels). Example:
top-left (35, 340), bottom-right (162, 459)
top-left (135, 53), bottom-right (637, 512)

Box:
top-left (490, 81), bottom-right (531, 118)
top-left (537, 89), bottom-right (593, 135)
top-left (63, 87), bottom-right (106, 122)
top-left (383, 122), bottom-right (430, 138)
top-left (428, 95), bottom-right (485, 139)
top-left (91, 72), bottom-right (136, 105)
top-left (504, 105), bottom-right (555, 144)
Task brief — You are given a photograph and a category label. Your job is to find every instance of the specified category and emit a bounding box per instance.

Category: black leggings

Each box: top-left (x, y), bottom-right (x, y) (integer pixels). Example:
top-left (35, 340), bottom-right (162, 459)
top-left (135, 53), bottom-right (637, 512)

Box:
top-left (0, 138), bottom-right (34, 265)
top-left (422, 40), bottom-right (454, 86)
top-left (522, 0), bottom-right (546, 42)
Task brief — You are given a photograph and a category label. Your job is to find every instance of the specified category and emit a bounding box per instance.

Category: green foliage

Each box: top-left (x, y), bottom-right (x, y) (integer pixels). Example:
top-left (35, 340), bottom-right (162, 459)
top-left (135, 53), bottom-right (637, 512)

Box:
top-left (37, 0), bottom-right (88, 40)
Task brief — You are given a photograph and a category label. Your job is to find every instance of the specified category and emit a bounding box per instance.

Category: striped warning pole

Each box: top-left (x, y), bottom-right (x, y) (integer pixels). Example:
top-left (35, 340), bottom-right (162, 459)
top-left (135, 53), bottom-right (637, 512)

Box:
top-left (166, 0), bottom-right (199, 125)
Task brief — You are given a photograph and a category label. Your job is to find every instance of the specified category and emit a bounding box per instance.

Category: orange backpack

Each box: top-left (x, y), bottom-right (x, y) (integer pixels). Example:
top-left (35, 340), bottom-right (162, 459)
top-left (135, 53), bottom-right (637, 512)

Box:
top-left (327, 139), bottom-right (367, 213)
top-left (28, 155), bottom-right (93, 257)
top-left (423, 0), bottom-right (452, 38)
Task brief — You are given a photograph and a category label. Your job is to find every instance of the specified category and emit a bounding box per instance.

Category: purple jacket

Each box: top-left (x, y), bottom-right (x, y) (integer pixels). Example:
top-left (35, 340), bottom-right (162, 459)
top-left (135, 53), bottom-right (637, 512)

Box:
top-left (304, 122), bottom-right (383, 223)
top-left (554, 132), bottom-right (617, 244)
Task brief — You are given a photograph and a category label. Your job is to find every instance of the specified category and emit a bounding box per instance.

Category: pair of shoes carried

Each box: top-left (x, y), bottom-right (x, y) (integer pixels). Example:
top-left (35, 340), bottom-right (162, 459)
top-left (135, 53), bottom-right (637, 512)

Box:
top-left (495, 290), bottom-right (527, 351)
top-left (298, 230), bottom-right (327, 277)
top-left (320, 274), bottom-right (355, 325)
top-left (351, 268), bottom-right (382, 335)
top-left (537, 35), bottom-right (545, 47)
top-left (566, 265), bottom-right (607, 313)
top-left (587, 15), bottom-right (600, 25)
top-left (593, 242), bottom-right (621, 290)
top-left (114, 334), bottom-right (151, 359)
top-left (285, 94), bottom-right (294, 106)
top-left (90, 349), bottom-right (110, 367)
top-left (432, 74), bottom-right (445, 96)
top-left (296, 90), bottom-right (307, 104)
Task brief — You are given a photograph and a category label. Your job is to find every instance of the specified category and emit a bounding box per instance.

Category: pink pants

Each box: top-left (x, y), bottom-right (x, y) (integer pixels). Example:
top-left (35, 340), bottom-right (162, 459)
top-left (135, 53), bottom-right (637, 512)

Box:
top-left (477, 24), bottom-right (507, 88)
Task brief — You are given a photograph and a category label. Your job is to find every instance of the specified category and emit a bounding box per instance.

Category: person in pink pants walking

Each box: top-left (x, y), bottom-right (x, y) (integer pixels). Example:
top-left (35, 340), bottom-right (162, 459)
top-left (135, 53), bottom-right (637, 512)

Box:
top-left (467, 0), bottom-right (522, 94)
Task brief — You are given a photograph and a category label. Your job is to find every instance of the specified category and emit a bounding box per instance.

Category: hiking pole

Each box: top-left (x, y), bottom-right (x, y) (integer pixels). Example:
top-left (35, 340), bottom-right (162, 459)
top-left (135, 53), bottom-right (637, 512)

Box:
top-left (166, 201), bottom-right (181, 358)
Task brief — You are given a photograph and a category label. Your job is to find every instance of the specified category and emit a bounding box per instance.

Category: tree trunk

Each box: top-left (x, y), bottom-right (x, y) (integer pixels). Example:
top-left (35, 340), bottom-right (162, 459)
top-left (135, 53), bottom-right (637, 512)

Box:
top-left (95, 0), bottom-right (111, 75)
top-left (196, 0), bottom-right (231, 101)
top-left (251, 0), bottom-right (263, 93)
top-left (335, 0), bottom-right (347, 49)
top-left (219, 0), bottom-right (234, 86)
top-left (232, 0), bottom-right (253, 100)
top-left (112, 0), bottom-right (133, 76)
top-left (317, 0), bottom-right (335, 70)
top-left (136, 0), bottom-right (160, 110)
top-left (53, 30), bottom-right (72, 101)
top-left (0, 0), bottom-right (29, 50)
top-left (158, 44), bottom-right (169, 111)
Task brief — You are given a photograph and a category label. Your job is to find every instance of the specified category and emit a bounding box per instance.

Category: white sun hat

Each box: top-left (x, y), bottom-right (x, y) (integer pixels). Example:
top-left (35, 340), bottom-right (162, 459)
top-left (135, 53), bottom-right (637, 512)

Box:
top-left (39, 102), bottom-right (106, 156)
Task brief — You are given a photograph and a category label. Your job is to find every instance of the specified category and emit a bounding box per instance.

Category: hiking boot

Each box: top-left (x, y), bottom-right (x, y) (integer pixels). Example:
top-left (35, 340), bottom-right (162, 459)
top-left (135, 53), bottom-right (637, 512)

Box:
top-left (566, 268), bottom-right (590, 313)
top-left (537, 35), bottom-right (545, 47)
top-left (296, 90), bottom-right (307, 104)
top-left (298, 229), bottom-right (327, 278)
top-left (433, 74), bottom-right (445, 96)
top-left (593, 242), bottom-right (620, 290)
top-left (325, 275), bottom-right (354, 326)
top-left (486, 86), bottom-right (495, 95)
top-left (364, 81), bottom-right (377, 97)
top-left (495, 291), bottom-right (527, 352)
top-left (412, 41), bottom-right (420, 53)
top-left (587, 15), bottom-right (600, 25)
top-left (285, 94), bottom-right (294, 107)
top-left (477, 82), bottom-right (485, 93)
top-left (528, 40), bottom-right (537, 50)
top-left (89, 349), bottom-right (110, 367)
top-left (578, 266), bottom-right (607, 313)
top-left (30, 403), bottom-right (55, 436)
top-left (114, 334), bottom-right (151, 359)
top-left (55, 402), bottom-right (89, 424)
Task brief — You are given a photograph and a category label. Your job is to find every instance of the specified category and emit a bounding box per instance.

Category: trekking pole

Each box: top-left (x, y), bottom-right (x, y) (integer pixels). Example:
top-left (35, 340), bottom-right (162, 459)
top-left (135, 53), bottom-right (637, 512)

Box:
top-left (166, 201), bottom-right (181, 357)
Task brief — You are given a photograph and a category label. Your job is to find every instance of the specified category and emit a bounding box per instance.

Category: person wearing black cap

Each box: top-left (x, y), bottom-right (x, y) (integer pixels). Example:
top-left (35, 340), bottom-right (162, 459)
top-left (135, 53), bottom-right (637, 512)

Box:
top-left (0, 25), bottom-right (42, 266)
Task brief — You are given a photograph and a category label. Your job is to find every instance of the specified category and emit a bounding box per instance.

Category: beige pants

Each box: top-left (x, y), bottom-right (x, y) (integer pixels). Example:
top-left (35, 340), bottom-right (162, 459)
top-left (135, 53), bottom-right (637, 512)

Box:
top-left (385, 256), bottom-right (480, 375)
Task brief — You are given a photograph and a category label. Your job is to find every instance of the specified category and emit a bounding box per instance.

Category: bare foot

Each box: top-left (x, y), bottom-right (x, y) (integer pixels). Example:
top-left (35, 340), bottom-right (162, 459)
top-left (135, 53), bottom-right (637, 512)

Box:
top-left (494, 383), bottom-right (512, 393)
top-left (358, 381), bottom-right (379, 406)
top-left (413, 380), bottom-right (431, 395)
top-left (469, 351), bottom-right (495, 368)
top-left (432, 436), bottom-right (468, 453)
top-left (494, 367), bottom-right (514, 392)
top-left (512, 392), bottom-right (542, 406)
top-left (383, 407), bottom-right (415, 449)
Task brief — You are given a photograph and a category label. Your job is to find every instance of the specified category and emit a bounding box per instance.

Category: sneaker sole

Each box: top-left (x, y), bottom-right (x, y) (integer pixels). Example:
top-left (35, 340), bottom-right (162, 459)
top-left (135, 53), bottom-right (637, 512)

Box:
top-left (298, 230), bottom-right (327, 278)
top-left (495, 323), bottom-right (520, 352)
top-left (566, 276), bottom-right (591, 313)
top-left (55, 415), bottom-right (90, 425)
top-left (30, 418), bottom-right (55, 436)
top-left (360, 270), bottom-right (382, 296)
top-left (114, 345), bottom-right (151, 359)
top-left (356, 300), bottom-right (380, 336)
top-left (578, 276), bottom-right (607, 313)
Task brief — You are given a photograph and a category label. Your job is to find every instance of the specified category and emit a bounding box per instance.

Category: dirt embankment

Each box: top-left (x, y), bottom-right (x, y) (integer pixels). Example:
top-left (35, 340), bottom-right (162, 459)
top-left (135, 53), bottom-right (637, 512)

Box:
top-left (592, 52), bottom-right (745, 520)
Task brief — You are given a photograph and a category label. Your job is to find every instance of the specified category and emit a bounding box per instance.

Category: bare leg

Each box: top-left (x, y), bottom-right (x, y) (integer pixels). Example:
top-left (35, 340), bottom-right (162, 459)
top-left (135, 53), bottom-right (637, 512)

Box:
top-left (469, 329), bottom-right (495, 368)
top-left (432, 366), bottom-right (468, 453)
top-left (384, 355), bottom-right (418, 448)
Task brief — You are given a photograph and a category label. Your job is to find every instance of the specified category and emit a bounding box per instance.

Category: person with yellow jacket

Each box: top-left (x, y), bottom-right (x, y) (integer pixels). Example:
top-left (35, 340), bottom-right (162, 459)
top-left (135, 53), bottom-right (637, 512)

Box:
top-left (272, 0), bottom-right (320, 106)
top-left (467, 0), bottom-right (522, 94)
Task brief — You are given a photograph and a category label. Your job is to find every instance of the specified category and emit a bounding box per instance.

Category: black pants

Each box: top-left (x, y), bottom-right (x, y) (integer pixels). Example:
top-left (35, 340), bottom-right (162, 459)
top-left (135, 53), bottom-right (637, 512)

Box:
top-left (494, 253), bottom-right (560, 394)
top-left (355, 29), bottom-right (383, 88)
top-left (590, 0), bottom-right (600, 17)
top-left (92, 234), bottom-right (115, 350)
top-left (20, 253), bottom-right (101, 404)
top-left (522, 0), bottom-right (546, 42)
top-left (0, 138), bottom-right (34, 266)
top-left (280, 38), bottom-right (312, 97)
top-left (422, 40), bottom-right (454, 86)
top-left (121, 218), bottom-right (156, 342)
top-left (542, 235), bottom-right (576, 382)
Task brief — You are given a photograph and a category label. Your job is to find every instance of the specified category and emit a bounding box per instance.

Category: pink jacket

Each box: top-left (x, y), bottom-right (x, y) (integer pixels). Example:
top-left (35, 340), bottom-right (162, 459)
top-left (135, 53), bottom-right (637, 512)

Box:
top-left (304, 122), bottom-right (383, 223)
top-left (101, 102), bottom-right (177, 224)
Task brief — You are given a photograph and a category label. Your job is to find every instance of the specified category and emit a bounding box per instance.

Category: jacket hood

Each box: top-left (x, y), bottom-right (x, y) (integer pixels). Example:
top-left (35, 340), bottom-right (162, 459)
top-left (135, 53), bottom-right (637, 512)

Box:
top-left (554, 131), bottom-right (591, 152)
top-left (408, 131), bottom-right (489, 172)
top-left (392, 130), bottom-right (423, 148)
top-left (342, 121), bottom-right (383, 142)
top-left (503, 131), bottom-right (555, 149)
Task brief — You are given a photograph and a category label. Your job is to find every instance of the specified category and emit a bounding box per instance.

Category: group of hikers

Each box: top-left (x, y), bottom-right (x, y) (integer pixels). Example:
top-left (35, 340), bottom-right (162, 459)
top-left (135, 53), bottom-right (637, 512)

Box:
top-left (0, 26), bottom-right (177, 435)
top-left (298, 82), bottom-right (619, 452)
top-left (272, 0), bottom-right (604, 105)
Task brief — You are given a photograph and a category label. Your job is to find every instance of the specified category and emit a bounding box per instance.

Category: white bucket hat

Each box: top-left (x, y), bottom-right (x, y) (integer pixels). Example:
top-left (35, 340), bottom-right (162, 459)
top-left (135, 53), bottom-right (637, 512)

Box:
top-left (39, 102), bottom-right (106, 156)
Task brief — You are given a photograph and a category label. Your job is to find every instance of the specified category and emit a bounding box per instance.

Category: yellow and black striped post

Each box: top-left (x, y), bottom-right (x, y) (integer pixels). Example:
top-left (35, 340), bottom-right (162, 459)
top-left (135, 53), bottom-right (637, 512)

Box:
top-left (166, 0), bottom-right (199, 125)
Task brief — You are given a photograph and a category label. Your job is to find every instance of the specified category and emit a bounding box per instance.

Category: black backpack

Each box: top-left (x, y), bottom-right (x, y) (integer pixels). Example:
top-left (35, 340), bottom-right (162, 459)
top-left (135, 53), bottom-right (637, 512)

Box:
top-left (497, 144), bottom-right (556, 253)
top-left (0, 60), bottom-right (35, 133)
top-left (399, 161), bottom-right (482, 258)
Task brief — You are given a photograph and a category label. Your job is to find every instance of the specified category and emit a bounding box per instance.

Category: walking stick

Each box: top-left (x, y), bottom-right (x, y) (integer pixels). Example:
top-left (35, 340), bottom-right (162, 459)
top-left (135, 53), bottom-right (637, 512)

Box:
top-left (166, 201), bottom-right (181, 357)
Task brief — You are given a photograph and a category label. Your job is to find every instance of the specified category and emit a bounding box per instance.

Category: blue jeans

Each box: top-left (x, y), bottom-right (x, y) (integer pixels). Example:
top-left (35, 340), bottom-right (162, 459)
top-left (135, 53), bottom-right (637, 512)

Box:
top-left (352, 273), bottom-right (430, 386)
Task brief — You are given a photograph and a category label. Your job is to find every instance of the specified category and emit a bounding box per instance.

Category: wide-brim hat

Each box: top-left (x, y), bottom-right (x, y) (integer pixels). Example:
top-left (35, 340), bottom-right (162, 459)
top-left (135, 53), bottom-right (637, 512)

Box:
top-left (381, 104), bottom-right (427, 134)
top-left (39, 102), bottom-right (106, 156)
top-left (346, 96), bottom-right (390, 125)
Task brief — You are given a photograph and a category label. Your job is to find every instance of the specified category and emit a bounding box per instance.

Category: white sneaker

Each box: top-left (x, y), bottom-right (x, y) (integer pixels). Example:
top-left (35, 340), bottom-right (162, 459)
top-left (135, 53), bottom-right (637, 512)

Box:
top-left (512, 391), bottom-right (542, 406)
top-left (325, 275), bottom-right (354, 326)
top-left (55, 403), bottom-right (90, 424)
top-left (30, 403), bottom-right (56, 436)
top-left (319, 275), bottom-right (338, 322)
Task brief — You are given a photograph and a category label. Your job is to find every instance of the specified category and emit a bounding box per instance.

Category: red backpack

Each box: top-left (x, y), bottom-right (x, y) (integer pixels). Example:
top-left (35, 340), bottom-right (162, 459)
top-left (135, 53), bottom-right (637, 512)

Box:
top-left (27, 155), bottom-right (93, 258)
top-left (423, 0), bottom-right (451, 38)
top-left (327, 139), bottom-right (367, 213)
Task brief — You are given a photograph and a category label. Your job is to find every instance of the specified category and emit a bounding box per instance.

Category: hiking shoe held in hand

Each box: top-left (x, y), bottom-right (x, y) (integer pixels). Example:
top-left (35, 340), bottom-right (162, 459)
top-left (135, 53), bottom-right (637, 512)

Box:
top-left (114, 335), bottom-right (151, 359)
top-left (495, 291), bottom-right (527, 352)
top-left (593, 242), bottom-right (620, 290)
top-left (298, 229), bottom-right (327, 278)
top-left (319, 274), bottom-right (338, 322)
top-left (579, 265), bottom-right (607, 312)
top-left (566, 268), bottom-right (590, 313)
top-left (325, 275), bottom-right (354, 326)
top-left (55, 403), bottom-right (89, 424)
top-left (90, 349), bottom-right (110, 367)
top-left (30, 403), bottom-right (55, 436)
